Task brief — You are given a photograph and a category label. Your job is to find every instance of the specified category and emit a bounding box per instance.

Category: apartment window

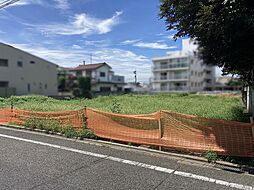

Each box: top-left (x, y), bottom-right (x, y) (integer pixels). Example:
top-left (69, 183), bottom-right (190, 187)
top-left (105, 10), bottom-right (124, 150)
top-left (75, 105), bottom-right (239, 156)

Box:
top-left (160, 72), bottom-right (167, 80)
top-left (45, 84), bottom-right (47, 89)
top-left (17, 61), bottom-right (23, 67)
top-left (0, 59), bottom-right (8, 67)
top-left (27, 83), bottom-right (31, 92)
top-left (30, 61), bottom-right (35, 64)
top-left (0, 81), bottom-right (8, 87)
top-left (161, 83), bottom-right (167, 91)
top-left (160, 62), bottom-right (167, 69)
top-left (100, 72), bottom-right (106, 77)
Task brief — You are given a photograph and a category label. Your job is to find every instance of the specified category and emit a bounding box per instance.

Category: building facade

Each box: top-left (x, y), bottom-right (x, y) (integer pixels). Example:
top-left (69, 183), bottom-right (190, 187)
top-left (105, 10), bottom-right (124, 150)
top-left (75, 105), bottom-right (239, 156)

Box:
top-left (0, 43), bottom-right (58, 97)
top-left (66, 62), bottom-right (125, 93)
top-left (152, 40), bottom-right (215, 92)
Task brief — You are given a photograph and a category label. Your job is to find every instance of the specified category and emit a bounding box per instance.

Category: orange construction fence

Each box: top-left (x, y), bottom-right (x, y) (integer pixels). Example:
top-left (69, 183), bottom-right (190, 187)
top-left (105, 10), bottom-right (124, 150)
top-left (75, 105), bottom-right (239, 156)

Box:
top-left (0, 107), bottom-right (253, 157)
top-left (86, 108), bottom-right (254, 157)
top-left (0, 108), bottom-right (84, 129)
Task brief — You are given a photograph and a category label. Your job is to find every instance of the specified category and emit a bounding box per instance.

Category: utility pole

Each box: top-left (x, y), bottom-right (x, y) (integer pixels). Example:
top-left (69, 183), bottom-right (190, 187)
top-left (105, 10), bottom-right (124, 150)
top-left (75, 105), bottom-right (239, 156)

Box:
top-left (133, 70), bottom-right (137, 85)
top-left (90, 53), bottom-right (92, 64)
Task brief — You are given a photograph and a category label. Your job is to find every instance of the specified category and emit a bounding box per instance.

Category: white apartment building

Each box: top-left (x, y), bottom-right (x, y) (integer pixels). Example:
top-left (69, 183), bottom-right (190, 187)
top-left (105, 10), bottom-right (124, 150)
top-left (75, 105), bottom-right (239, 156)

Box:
top-left (0, 43), bottom-right (58, 97)
top-left (152, 39), bottom-right (215, 92)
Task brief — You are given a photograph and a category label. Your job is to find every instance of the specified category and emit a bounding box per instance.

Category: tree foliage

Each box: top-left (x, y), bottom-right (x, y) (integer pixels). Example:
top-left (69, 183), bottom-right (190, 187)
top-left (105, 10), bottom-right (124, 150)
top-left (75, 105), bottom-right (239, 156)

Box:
top-left (76, 77), bottom-right (92, 98)
top-left (160, 0), bottom-right (254, 85)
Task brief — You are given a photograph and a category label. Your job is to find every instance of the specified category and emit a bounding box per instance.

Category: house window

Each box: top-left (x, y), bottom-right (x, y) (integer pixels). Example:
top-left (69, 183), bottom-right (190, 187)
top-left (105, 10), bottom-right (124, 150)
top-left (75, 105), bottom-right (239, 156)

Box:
top-left (45, 84), bottom-right (47, 89)
top-left (27, 83), bottom-right (31, 92)
top-left (30, 61), bottom-right (35, 64)
top-left (0, 59), bottom-right (8, 67)
top-left (39, 83), bottom-right (42, 90)
top-left (17, 61), bottom-right (23, 67)
top-left (100, 72), bottom-right (106, 77)
top-left (0, 81), bottom-right (8, 87)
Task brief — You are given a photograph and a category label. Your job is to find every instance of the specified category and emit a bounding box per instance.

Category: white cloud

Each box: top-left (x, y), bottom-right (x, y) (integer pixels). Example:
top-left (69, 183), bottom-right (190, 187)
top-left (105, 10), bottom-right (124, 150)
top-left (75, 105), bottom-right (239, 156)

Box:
top-left (84, 40), bottom-right (109, 47)
top-left (121, 39), bottom-right (140, 45)
top-left (71, 44), bottom-right (82, 49)
top-left (6, 0), bottom-right (46, 7)
top-left (32, 11), bottom-right (123, 36)
top-left (53, 0), bottom-right (70, 10)
top-left (133, 42), bottom-right (176, 50)
top-left (5, 0), bottom-right (69, 10)
top-left (165, 34), bottom-right (175, 40)
top-left (9, 42), bottom-right (151, 82)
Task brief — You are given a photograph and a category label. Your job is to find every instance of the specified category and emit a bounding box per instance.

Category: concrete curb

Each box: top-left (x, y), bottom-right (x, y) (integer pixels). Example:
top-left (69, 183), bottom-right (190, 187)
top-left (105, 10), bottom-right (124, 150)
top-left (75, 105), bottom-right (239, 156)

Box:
top-left (0, 123), bottom-right (252, 173)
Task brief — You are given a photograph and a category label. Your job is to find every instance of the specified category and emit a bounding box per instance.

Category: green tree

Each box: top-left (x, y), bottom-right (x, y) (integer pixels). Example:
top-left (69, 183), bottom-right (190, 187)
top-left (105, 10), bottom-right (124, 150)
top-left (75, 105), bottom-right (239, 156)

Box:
top-left (58, 76), bottom-right (66, 92)
top-left (77, 77), bottom-right (92, 98)
top-left (159, 0), bottom-right (254, 85)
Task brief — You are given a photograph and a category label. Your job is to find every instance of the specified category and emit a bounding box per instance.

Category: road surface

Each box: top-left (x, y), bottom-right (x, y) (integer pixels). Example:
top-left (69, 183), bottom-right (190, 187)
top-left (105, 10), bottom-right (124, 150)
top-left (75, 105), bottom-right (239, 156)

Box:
top-left (0, 125), bottom-right (253, 190)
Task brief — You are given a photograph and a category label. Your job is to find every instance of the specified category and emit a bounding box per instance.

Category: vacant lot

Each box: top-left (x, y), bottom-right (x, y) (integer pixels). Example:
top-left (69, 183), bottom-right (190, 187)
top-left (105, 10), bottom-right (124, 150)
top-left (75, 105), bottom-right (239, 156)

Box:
top-left (0, 93), bottom-right (247, 122)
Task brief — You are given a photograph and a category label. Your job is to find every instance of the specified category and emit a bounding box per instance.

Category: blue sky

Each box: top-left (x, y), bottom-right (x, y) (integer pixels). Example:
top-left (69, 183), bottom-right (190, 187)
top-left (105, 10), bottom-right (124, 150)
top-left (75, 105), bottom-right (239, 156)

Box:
top-left (0, 0), bottom-right (193, 82)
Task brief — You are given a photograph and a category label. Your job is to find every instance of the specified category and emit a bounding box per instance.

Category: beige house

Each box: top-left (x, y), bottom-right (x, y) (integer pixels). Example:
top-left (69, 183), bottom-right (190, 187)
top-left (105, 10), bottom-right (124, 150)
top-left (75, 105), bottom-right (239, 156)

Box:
top-left (0, 43), bottom-right (58, 97)
top-left (66, 62), bottom-right (125, 93)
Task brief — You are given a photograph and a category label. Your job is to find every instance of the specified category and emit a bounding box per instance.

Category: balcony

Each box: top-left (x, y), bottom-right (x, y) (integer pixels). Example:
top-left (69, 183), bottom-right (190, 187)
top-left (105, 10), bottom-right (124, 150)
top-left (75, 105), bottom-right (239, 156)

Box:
top-left (153, 63), bottom-right (189, 71)
top-left (153, 76), bottom-right (188, 82)
top-left (159, 86), bottom-right (189, 92)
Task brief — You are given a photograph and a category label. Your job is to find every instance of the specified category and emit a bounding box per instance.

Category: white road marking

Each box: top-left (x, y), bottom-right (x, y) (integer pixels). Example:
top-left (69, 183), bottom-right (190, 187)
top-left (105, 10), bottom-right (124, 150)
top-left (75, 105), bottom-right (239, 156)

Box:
top-left (0, 133), bottom-right (253, 190)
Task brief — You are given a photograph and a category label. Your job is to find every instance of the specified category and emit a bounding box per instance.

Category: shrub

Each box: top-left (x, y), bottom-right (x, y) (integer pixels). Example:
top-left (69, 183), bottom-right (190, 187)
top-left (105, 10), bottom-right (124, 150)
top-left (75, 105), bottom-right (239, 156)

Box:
top-left (62, 125), bottom-right (77, 138)
top-left (77, 129), bottom-right (96, 140)
top-left (204, 150), bottom-right (218, 163)
top-left (110, 99), bottom-right (122, 113)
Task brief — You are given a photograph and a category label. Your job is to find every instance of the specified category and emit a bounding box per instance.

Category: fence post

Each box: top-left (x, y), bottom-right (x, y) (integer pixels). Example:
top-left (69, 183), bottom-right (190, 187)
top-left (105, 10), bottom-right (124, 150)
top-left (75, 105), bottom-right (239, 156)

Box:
top-left (10, 99), bottom-right (14, 123)
top-left (158, 110), bottom-right (162, 151)
top-left (83, 106), bottom-right (87, 129)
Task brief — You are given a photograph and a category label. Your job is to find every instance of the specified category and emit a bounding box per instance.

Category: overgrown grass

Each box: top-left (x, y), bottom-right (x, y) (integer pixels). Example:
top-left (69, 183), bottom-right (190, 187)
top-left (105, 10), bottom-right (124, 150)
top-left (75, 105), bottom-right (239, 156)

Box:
top-left (24, 117), bottom-right (96, 139)
top-left (0, 93), bottom-right (247, 122)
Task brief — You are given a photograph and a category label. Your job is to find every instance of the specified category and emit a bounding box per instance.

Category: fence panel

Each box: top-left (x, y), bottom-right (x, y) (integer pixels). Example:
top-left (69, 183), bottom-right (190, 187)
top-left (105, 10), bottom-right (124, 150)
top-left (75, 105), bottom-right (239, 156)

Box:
top-left (86, 108), bottom-right (161, 145)
top-left (161, 111), bottom-right (254, 157)
top-left (0, 108), bottom-right (84, 129)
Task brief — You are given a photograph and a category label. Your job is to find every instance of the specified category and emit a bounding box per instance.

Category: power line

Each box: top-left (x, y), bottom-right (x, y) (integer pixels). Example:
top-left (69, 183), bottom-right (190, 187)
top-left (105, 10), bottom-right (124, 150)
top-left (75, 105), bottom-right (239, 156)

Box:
top-left (0, 0), bottom-right (21, 9)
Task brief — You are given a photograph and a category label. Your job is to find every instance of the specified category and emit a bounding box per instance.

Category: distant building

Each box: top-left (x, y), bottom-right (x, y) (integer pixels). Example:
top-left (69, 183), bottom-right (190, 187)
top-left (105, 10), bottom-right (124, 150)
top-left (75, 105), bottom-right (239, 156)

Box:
top-left (124, 82), bottom-right (151, 93)
top-left (214, 76), bottom-right (242, 91)
top-left (64, 62), bottom-right (125, 93)
top-left (0, 43), bottom-right (58, 97)
top-left (151, 39), bottom-right (215, 92)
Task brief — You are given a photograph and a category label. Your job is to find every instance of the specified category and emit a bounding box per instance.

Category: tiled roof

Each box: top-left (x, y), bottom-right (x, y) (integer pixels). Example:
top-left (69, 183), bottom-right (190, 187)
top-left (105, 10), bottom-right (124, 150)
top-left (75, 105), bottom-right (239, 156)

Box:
top-left (68, 62), bottom-right (111, 71)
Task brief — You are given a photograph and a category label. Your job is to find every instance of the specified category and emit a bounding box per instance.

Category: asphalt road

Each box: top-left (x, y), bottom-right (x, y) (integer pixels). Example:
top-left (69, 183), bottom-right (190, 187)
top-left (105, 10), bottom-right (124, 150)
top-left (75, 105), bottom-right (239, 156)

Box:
top-left (0, 125), bottom-right (253, 190)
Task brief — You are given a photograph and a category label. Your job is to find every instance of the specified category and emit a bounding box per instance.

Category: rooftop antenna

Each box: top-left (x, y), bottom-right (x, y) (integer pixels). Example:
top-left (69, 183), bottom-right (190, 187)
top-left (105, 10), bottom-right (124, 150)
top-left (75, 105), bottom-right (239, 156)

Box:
top-left (90, 53), bottom-right (92, 64)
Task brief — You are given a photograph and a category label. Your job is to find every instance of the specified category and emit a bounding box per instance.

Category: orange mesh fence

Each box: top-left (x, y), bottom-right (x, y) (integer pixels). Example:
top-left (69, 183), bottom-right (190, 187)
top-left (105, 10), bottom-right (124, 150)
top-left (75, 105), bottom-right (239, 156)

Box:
top-left (1, 107), bottom-right (254, 157)
top-left (86, 108), bottom-right (254, 157)
top-left (0, 108), bottom-right (84, 129)
top-left (161, 111), bottom-right (254, 157)
top-left (86, 108), bottom-right (161, 145)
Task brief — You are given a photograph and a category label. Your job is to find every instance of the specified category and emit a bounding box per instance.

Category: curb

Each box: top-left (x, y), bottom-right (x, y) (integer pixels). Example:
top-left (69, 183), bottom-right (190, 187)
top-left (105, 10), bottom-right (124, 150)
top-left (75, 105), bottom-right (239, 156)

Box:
top-left (0, 123), bottom-right (252, 173)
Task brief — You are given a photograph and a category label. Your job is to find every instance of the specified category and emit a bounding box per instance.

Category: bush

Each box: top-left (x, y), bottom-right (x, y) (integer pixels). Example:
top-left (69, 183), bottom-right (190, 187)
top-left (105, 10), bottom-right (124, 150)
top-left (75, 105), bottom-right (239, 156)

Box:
top-left (24, 118), bottom-right (95, 139)
top-left (204, 150), bottom-right (218, 163)
top-left (110, 99), bottom-right (122, 113)
top-left (77, 129), bottom-right (96, 140)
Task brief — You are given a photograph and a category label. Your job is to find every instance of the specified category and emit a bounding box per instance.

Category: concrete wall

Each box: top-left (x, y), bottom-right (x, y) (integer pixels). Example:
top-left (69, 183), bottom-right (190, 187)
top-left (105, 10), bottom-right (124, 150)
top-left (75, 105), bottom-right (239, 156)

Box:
top-left (0, 43), bottom-right (58, 96)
